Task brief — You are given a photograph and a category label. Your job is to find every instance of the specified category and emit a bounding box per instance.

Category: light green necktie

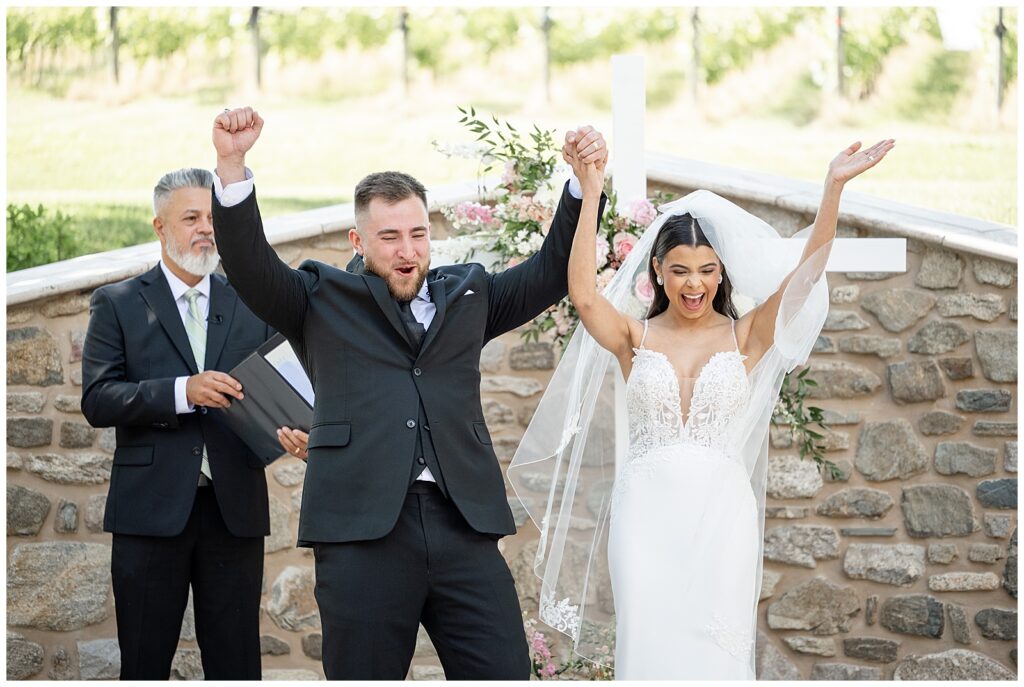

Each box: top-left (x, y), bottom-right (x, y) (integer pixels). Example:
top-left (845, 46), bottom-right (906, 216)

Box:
top-left (183, 289), bottom-right (212, 482)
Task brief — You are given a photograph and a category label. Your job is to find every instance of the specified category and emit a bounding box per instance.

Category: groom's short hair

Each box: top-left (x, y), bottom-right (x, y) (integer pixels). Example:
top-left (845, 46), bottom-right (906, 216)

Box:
top-left (354, 171), bottom-right (428, 225)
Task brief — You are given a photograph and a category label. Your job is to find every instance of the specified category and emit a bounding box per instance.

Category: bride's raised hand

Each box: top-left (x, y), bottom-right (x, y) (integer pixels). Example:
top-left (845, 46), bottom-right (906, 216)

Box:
top-left (827, 138), bottom-right (895, 185)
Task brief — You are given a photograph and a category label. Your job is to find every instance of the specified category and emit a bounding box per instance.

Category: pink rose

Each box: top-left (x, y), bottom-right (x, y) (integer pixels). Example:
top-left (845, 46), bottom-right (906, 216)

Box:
top-left (595, 234), bottom-right (610, 269)
top-left (613, 231), bottom-right (638, 262)
top-left (596, 267), bottom-right (617, 293)
top-left (634, 271), bottom-right (655, 306)
top-left (626, 198), bottom-right (658, 227)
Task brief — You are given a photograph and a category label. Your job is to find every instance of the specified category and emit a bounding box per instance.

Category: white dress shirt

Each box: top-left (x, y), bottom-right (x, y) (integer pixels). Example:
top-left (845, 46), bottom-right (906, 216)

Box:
top-left (160, 261), bottom-right (211, 415)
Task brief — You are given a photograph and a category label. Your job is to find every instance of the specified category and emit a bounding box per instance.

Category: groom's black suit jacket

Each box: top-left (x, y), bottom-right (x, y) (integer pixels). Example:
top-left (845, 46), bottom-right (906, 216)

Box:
top-left (213, 183), bottom-right (604, 545)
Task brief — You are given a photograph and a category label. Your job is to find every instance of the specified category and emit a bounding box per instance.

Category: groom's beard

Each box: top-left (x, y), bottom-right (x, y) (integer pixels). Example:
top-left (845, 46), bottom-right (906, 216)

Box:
top-left (363, 254), bottom-right (429, 302)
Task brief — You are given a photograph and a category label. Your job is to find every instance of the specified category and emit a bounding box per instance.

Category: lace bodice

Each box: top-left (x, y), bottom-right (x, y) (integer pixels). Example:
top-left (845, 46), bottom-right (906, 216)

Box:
top-left (625, 319), bottom-right (751, 462)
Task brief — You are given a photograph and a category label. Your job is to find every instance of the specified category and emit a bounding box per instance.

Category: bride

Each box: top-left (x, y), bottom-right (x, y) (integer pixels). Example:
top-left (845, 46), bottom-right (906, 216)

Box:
top-left (508, 135), bottom-right (892, 679)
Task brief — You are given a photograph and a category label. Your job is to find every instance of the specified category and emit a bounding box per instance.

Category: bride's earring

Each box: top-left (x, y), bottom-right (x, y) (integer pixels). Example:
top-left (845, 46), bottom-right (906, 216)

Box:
top-left (656, 275), bottom-right (664, 286)
top-left (718, 275), bottom-right (723, 284)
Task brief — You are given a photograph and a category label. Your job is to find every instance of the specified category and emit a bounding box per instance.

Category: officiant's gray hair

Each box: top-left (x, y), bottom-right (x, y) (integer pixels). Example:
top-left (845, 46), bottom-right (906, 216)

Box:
top-left (353, 171), bottom-right (428, 230)
top-left (152, 167), bottom-right (214, 217)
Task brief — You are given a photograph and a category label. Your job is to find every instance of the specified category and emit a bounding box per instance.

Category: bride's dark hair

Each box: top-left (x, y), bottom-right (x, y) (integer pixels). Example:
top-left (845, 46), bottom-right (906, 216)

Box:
top-left (646, 213), bottom-right (738, 319)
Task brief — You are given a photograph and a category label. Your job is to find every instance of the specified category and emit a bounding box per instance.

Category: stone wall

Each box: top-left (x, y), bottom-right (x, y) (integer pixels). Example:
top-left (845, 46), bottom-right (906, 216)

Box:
top-left (7, 172), bottom-right (1017, 680)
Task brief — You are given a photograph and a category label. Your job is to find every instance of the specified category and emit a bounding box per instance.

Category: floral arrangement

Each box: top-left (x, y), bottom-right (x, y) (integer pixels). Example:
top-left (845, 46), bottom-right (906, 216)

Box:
top-left (524, 613), bottom-right (615, 680)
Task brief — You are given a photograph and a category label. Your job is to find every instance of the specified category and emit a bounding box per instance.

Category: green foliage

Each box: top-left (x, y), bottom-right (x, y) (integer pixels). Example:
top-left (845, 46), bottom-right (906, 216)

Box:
top-left (261, 8), bottom-right (331, 62)
top-left (457, 106), bottom-right (558, 194)
top-left (461, 8), bottom-right (523, 60)
top-left (549, 8), bottom-right (681, 66)
top-left (118, 8), bottom-right (199, 63)
top-left (841, 7), bottom-right (936, 99)
top-left (774, 368), bottom-right (842, 480)
top-left (769, 70), bottom-right (823, 126)
top-left (7, 204), bottom-right (77, 272)
top-left (896, 48), bottom-right (971, 122)
top-left (337, 9), bottom-right (395, 51)
top-left (406, 9), bottom-right (457, 76)
top-left (700, 8), bottom-right (817, 85)
top-left (1000, 8), bottom-right (1018, 88)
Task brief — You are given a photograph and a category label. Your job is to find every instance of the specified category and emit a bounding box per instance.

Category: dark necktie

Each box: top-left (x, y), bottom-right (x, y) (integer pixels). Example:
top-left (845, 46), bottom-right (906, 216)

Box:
top-left (397, 300), bottom-right (425, 347)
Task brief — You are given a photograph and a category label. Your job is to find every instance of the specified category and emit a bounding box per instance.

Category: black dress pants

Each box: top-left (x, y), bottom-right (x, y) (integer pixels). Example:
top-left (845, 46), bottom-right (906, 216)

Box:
top-left (111, 486), bottom-right (264, 680)
top-left (313, 481), bottom-right (530, 680)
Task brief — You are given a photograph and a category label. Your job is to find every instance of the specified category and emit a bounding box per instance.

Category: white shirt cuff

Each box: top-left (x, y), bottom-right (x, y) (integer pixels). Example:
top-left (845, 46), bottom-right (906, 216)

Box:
top-left (213, 167), bottom-right (255, 207)
top-left (174, 376), bottom-right (195, 414)
top-left (567, 174), bottom-right (583, 200)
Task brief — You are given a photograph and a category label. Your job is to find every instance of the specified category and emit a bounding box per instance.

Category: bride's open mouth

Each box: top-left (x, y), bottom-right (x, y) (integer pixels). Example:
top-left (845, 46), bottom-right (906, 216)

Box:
top-left (681, 293), bottom-right (705, 311)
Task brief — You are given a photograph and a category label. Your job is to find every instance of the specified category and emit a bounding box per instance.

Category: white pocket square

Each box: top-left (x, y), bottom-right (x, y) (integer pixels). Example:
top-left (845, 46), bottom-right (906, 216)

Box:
top-left (464, 289), bottom-right (475, 296)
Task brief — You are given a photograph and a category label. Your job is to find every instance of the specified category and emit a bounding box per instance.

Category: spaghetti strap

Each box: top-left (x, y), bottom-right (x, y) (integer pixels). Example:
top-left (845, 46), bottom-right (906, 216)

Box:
top-left (638, 319), bottom-right (650, 349)
top-left (730, 318), bottom-right (740, 352)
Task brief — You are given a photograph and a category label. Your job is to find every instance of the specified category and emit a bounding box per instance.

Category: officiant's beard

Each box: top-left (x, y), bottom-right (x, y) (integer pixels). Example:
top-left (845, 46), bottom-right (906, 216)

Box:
top-left (166, 235), bottom-right (221, 278)
top-left (363, 254), bottom-right (429, 302)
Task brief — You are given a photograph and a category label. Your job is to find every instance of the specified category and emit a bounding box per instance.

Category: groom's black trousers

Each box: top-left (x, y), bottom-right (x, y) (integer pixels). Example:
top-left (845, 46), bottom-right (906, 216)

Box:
top-left (313, 481), bottom-right (530, 680)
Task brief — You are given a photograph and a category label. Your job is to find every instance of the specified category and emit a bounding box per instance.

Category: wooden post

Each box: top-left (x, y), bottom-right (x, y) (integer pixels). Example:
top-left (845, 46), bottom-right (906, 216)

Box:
top-left (249, 7), bottom-right (261, 90)
top-left (542, 7), bottom-right (552, 104)
top-left (690, 7), bottom-right (700, 104)
top-left (996, 7), bottom-right (1006, 111)
top-left (109, 7), bottom-right (119, 85)
top-left (399, 8), bottom-right (410, 95)
top-left (836, 6), bottom-right (845, 99)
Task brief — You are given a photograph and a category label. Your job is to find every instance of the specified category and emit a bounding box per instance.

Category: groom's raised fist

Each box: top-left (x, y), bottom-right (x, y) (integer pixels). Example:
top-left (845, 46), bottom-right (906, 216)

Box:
top-left (213, 106), bottom-right (263, 183)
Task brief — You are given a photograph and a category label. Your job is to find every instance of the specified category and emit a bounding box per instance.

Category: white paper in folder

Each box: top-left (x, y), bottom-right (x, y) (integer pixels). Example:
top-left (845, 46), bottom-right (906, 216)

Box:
top-left (263, 339), bottom-right (315, 406)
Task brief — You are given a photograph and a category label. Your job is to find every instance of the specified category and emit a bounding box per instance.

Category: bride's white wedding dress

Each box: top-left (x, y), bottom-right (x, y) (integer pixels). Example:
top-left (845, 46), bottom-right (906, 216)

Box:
top-left (609, 318), bottom-right (757, 680)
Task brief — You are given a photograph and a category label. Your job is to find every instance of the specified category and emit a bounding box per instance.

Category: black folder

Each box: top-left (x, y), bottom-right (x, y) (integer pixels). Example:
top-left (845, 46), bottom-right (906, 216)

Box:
top-left (214, 333), bottom-right (314, 465)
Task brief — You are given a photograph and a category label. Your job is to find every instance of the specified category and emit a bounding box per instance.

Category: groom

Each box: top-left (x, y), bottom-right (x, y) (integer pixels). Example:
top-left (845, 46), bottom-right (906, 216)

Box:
top-left (210, 107), bottom-right (607, 679)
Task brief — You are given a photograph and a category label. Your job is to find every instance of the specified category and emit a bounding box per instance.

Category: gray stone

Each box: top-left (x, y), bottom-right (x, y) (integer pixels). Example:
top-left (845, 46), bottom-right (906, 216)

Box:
top-left (855, 419), bottom-right (928, 481)
top-left (937, 357), bottom-right (973, 380)
top-left (968, 543), bottom-right (1004, 564)
top-left (866, 595), bottom-right (878, 625)
top-left (761, 569), bottom-right (782, 600)
top-left (517, 471), bottom-right (580, 497)
top-left (919, 411), bottom-right (965, 436)
top-left (783, 635), bottom-right (836, 656)
top-left (1004, 528), bottom-right (1017, 598)
top-left (509, 342), bottom-right (555, 370)
top-left (7, 392), bottom-right (46, 414)
top-left (935, 442), bottom-right (997, 477)
top-left (893, 648), bottom-right (1015, 680)
top-left (48, 645), bottom-right (74, 680)
top-left (928, 572), bottom-right (1001, 592)
top-left (755, 631), bottom-right (801, 680)
top-left (25, 453), bottom-right (112, 484)
top-left (861, 289), bottom-right (936, 332)
top-left (272, 460), bottom-right (306, 487)
top-left (984, 513), bottom-right (1012, 539)
top-left (53, 394), bottom-right (81, 413)
top-left (84, 494), bottom-right (106, 532)
top-left (840, 527), bottom-right (897, 537)
top-left (508, 496), bottom-right (531, 527)
top-left (813, 335), bottom-right (836, 353)
top-left (291, 486), bottom-right (303, 512)
top-left (40, 293), bottom-right (90, 317)
top-left (267, 566), bottom-right (319, 631)
top-left (59, 421), bottom-right (96, 448)
top-left (765, 506), bottom-right (809, 519)
top-left (971, 421), bottom-right (1017, 437)
top-left (6, 306), bottom-right (32, 324)
top-left (97, 427), bottom-right (116, 453)
top-left (907, 320), bottom-right (969, 354)
top-left (823, 459), bottom-right (853, 483)
top-left (842, 543), bottom-right (926, 586)
top-left (816, 488), bottom-right (893, 519)
top-left (1012, 296), bottom-right (1018, 321)
top-left (260, 634), bottom-right (291, 655)
top-left (972, 258), bottom-right (1016, 287)
top-left (886, 361), bottom-right (945, 404)
top-left (767, 576), bottom-right (859, 634)
top-left (7, 631), bottom-right (44, 680)
top-left (171, 648), bottom-right (204, 680)
top-left (956, 389), bottom-right (1012, 412)
top-left (902, 485), bottom-right (977, 538)
top-left (823, 310), bottom-right (870, 331)
top-left (482, 400), bottom-right (515, 426)
top-left (770, 425), bottom-right (793, 449)
top-left (7, 417), bottom-right (53, 448)
top-left (975, 329), bottom-right (1017, 382)
top-left (937, 292), bottom-right (1006, 321)
top-left (830, 285), bottom-right (860, 303)
top-left (819, 408), bottom-right (864, 425)
top-left (302, 632), bottom-right (322, 660)
top-left (880, 594), bottom-right (944, 638)
top-left (764, 525), bottom-right (840, 568)
top-left (70, 366), bottom-right (82, 385)
top-left (70, 329), bottom-right (86, 362)
top-left (809, 662), bottom-right (882, 680)
top-left (838, 335), bottom-right (901, 358)
top-left (7, 484), bottom-right (51, 535)
top-left (262, 668), bottom-right (321, 680)
top-left (479, 375), bottom-right (543, 397)
top-left (517, 402), bottom-right (538, 427)
top-left (767, 454), bottom-right (823, 499)
top-left (847, 272), bottom-right (894, 281)
top-left (977, 478), bottom-right (1017, 509)
top-left (54, 498), bottom-right (78, 533)
top-left (1005, 441), bottom-right (1017, 472)
top-left (78, 638), bottom-right (120, 680)
top-left (805, 361), bottom-right (882, 399)
top-left (180, 589), bottom-right (195, 641)
top-left (411, 665), bottom-right (446, 680)
top-left (479, 340), bottom-right (506, 373)
top-left (415, 624), bottom-right (437, 657)
top-left (928, 543), bottom-right (959, 564)
top-left (843, 637), bottom-right (900, 663)
top-left (7, 451), bottom-right (22, 470)
top-left (7, 542), bottom-right (111, 630)
top-left (916, 248), bottom-right (964, 289)
top-left (491, 436), bottom-right (520, 463)
top-left (7, 326), bottom-right (63, 386)
top-left (265, 496), bottom-right (292, 554)
top-left (948, 603), bottom-right (971, 644)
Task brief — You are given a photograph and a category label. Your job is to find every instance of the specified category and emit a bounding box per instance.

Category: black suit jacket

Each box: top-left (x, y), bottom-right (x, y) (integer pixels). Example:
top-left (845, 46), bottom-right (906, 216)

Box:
top-left (82, 266), bottom-right (274, 538)
top-left (213, 182), bottom-right (605, 545)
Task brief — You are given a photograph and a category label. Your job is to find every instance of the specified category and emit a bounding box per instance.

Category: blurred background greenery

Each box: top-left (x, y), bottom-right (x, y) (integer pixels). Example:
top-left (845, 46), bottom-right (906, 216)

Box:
top-left (6, 5), bottom-right (1017, 271)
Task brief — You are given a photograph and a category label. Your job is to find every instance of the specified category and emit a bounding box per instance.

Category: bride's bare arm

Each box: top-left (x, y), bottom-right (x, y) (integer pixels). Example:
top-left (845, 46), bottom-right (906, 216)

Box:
top-left (742, 138), bottom-right (895, 352)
